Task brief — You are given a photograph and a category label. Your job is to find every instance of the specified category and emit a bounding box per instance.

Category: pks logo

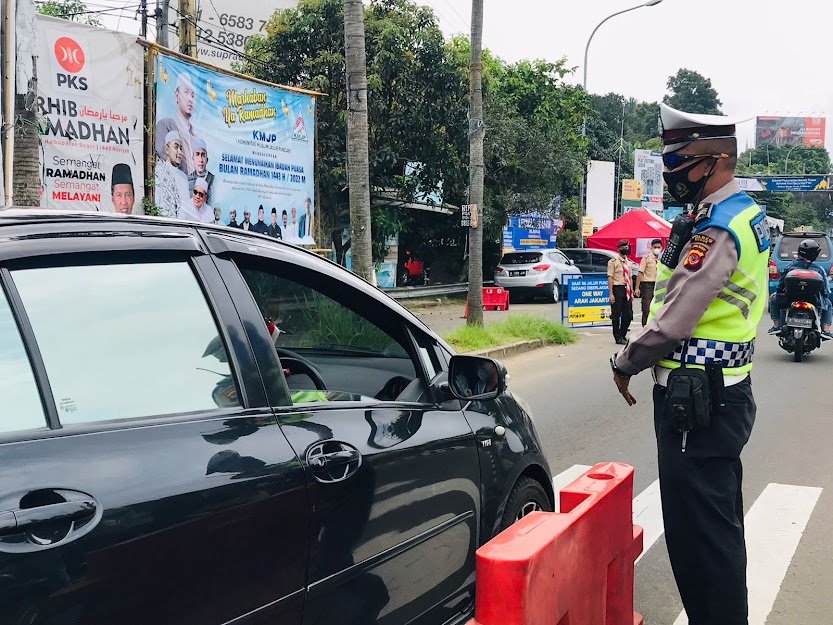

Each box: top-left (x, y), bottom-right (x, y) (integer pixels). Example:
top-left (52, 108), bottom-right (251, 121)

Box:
top-left (54, 37), bottom-right (85, 73)
top-left (53, 36), bottom-right (89, 91)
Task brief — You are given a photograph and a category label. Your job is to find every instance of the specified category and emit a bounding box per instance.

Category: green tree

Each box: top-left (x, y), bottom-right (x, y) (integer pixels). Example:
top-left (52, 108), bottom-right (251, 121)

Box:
top-left (37, 0), bottom-right (102, 26)
top-left (663, 68), bottom-right (722, 114)
top-left (243, 0), bottom-right (469, 263)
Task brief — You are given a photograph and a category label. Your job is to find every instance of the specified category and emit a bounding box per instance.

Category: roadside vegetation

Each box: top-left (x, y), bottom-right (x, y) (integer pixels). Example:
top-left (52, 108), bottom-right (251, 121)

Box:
top-left (444, 314), bottom-right (576, 352)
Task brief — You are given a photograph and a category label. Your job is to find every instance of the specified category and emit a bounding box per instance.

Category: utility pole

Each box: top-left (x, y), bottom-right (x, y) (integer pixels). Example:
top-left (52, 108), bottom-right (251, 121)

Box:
top-left (2, 0), bottom-right (15, 206)
top-left (466, 0), bottom-right (485, 325)
top-left (139, 0), bottom-right (148, 38)
top-left (156, 0), bottom-right (170, 47)
top-left (343, 0), bottom-right (374, 284)
top-left (9, 0), bottom-right (38, 207)
top-left (179, 0), bottom-right (197, 58)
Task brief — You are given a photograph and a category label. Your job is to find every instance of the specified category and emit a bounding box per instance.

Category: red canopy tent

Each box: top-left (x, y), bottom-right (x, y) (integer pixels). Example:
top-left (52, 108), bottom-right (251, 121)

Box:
top-left (587, 208), bottom-right (671, 262)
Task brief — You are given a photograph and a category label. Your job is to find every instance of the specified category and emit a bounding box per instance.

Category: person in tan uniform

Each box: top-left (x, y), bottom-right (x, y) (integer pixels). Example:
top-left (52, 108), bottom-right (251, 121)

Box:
top-left (607, 239), bottom-right (633, 344)
top-left (635, 238), bottom-right (663, 326)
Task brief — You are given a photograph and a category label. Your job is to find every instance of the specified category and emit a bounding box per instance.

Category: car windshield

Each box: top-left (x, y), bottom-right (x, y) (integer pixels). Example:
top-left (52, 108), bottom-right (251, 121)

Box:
top-left (500, 252), bottom-right (543, 265)
top-left (777, 237), bottom-right (832, 262)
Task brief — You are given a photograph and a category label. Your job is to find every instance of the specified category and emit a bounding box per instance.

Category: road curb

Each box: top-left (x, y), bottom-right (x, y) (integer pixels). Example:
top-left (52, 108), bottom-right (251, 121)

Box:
top-left (472, 339), bottom-right (550, 360)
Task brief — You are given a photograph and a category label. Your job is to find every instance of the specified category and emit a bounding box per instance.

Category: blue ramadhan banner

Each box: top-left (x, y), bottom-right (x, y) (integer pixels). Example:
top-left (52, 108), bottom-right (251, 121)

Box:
top-left (154, 54), bottom-right (316, 243)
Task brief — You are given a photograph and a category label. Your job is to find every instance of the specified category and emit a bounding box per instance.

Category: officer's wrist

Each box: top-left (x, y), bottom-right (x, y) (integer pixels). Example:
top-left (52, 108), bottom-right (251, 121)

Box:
top-left (610, 353), bottom-right (631, 378)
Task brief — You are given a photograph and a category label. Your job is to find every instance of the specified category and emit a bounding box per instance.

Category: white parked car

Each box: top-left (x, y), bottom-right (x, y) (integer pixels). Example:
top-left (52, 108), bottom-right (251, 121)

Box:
top-left (494, 249), bottom-right (579, 303)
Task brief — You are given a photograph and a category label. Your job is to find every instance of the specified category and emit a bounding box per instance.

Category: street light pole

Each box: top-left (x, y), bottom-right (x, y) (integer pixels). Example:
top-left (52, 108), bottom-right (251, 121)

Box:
top-left (579, 0), bottom-right (662, 245)
top-left (784, 144), bottom-right (798, 175)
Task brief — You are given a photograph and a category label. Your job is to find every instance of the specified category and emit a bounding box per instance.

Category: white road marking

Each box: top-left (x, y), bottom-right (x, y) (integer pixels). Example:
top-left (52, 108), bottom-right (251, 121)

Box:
top-left (552, 464), bottom-right (591, 512)
top-left (672, 482), bottom-right (823, 625)
top-left (632, 479), bottom-right (663, 564)
top-left (552, 466), bottom-right (664, 553)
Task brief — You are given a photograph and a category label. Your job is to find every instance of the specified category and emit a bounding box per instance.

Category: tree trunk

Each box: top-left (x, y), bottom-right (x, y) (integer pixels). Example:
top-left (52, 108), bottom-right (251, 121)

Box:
top-left (12, 94), bottom-right (39, 207)
top-left (466, 0), bottom-right (485, 325)
top-left (343, 0), bottom-right (374, 284)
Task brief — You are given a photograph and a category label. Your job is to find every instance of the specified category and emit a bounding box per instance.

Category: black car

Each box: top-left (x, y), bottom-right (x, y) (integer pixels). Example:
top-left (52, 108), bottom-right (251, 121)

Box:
top-left (559, 247), bottom-right (639, 280)
top-left (0, 210), bottom-right (553, 625)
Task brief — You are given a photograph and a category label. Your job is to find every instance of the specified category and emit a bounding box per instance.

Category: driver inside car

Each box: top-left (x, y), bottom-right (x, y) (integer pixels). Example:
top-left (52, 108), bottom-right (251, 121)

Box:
top-left (768, 238), bottom-right (833, 339)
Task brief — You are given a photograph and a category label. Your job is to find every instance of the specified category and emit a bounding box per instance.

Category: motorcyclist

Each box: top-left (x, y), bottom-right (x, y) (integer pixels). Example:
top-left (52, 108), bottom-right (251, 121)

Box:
top-left (768, 239), bottom-right (833, 338)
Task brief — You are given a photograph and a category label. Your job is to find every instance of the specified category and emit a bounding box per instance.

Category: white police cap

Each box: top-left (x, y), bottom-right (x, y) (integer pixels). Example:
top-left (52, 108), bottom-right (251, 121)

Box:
top-left (660, 103), bottom-right (750, 152)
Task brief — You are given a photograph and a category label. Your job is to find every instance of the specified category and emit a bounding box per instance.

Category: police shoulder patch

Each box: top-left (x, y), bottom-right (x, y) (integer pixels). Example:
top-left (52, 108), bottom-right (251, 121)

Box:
top-left (683, 242), bottom-right (710, 271)
top-left (749, 211), bottom-right (770, 253)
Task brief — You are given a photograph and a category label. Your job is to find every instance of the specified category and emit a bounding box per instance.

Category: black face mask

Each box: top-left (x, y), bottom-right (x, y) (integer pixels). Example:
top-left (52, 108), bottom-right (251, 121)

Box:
top-left (663, 157), bottom-right (714, 204)
top-left (619, 246), bottom-right (631, 255)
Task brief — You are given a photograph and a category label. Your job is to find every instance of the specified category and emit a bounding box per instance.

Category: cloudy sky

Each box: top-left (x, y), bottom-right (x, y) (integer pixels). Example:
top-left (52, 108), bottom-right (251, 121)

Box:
top-left (95, 0), bottom-right (832, 151)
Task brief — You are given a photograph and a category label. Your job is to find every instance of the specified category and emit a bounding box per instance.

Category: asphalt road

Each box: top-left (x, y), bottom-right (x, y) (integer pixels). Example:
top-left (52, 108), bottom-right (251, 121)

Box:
top-left (414, 304), bottom-right (832, 624)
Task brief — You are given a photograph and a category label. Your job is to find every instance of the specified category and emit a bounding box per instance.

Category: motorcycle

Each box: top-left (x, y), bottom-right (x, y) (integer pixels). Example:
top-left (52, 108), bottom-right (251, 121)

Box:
top-left (777, 269), bottom-right (827, 362)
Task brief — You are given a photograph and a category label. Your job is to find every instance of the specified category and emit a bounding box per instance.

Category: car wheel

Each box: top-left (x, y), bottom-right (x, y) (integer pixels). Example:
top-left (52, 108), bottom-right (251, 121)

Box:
top-left (551, 279), bottom-right (561, 304)
top-left (499, 477), bottom-right (552, 532)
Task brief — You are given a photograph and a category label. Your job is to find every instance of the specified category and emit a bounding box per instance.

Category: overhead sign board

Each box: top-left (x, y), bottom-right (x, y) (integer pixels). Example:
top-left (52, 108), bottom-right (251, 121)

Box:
top-left (736, 176), bottom-right (831, 193)
top-left (755, 116), bottom-right (826, 148)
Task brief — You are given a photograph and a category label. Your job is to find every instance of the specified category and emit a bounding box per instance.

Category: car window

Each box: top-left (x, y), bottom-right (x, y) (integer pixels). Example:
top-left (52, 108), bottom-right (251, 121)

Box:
top-left (500, 252), bottom-right (543, 265)
top-left (549, 251), bottom-right (569, 265)
top-left (563, 250), bottom-right (591, 265)
top-left (0, 288), bottom-right (47, 433)
top-left (236, 264), bottom-right (425, 405)
top-left (591, 252), bottom-right (612, 267)
top-left (12, 261), bottom-right (239, 425)
top-left (777, 236), bottom-right (831, 261)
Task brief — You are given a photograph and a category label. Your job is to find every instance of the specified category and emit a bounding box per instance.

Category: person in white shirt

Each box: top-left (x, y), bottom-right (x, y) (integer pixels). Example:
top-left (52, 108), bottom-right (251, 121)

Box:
top-left (179, 177), bottom-right (213, 223)
top-left (154, 130), bottom-right (190, 218)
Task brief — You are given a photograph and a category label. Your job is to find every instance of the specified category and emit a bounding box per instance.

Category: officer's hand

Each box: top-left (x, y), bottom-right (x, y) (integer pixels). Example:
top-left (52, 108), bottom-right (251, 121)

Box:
top-left (609, 293), bottom-right (616, 303)
top-left (613, 372), bottom-right (636, 406)
top-left (634, 289), bottom-right (641, 298)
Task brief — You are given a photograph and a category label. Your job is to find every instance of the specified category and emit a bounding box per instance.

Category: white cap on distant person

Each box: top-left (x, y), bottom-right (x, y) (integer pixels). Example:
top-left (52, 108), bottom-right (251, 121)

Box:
top-left (164, 129), bottom-right (181, 144)
top-left (176, 73), bottom-right (194, 91)
top-left (193, 177), bottom-right (209, 193)
top-left (193, 138), bottom-right (208, 154)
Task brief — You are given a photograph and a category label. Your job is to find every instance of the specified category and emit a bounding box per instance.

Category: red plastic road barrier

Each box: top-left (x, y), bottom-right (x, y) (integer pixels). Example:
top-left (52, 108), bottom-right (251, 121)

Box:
top-left (468, 462), bottom-right (644, 625)
top-left (482, 287), bottom-right (510, 311)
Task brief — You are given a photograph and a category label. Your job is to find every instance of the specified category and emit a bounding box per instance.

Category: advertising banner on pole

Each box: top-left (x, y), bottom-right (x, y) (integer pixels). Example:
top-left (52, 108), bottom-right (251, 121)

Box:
top-left (634, 149), bottom-right (664, 213)
top-left (37, 15), bottom-right (145, 213)
top-left (755, 116), bottom-right (826, 148)
top-left (170, 0), bottom-right (299, 71)
top-left (586, 160), bottom-right (615, 229)
top-left (153, 53), bottom-right (316, 244)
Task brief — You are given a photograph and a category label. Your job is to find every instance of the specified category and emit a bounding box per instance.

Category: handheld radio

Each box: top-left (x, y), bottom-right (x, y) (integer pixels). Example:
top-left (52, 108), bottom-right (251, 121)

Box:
top-left (661, 211), bottom-right (696, 269)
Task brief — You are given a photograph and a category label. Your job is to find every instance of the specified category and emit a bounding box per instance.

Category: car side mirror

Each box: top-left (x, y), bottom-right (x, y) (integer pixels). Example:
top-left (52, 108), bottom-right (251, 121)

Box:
top-left (448, 355), bottom-right (507, 401)
top-left (567, 259), bottom-right (575, 265)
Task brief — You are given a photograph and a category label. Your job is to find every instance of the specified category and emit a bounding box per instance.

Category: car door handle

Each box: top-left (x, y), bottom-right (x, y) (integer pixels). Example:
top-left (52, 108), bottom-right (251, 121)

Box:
top-left (311, 449), bottom-right (360, 466)
top-left (306, 441), bottom-right (363, 483)
top-left (0, 500), bottom-right (97, 536)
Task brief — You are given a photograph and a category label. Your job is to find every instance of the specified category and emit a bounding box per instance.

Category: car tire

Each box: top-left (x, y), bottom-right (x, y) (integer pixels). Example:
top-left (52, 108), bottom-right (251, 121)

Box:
top-left (499, 477), bottom-right (552, 532)
top-left (551, 280), bottom-right (561, 304)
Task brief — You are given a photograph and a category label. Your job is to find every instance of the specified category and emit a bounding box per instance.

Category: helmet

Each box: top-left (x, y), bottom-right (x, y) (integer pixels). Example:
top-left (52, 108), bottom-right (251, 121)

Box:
top-left (797, 239), bottom-right (821, 262)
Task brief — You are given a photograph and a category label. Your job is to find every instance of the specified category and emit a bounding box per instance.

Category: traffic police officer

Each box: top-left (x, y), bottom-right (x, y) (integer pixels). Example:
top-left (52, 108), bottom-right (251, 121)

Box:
top-left (610, 104), bottom-right (769, 625)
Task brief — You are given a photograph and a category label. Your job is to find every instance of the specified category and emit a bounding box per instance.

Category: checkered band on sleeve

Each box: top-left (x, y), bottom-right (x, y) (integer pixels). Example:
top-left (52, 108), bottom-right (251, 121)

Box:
top-left (666, 338), bottom-right (755, 368)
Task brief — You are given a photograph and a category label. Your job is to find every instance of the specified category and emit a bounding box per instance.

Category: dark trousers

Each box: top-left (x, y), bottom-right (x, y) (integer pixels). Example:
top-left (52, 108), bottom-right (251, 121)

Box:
top-left (653, 378), bottom-right (756, 625)
top-left (611, 285), bottom-right (633, 341)
top-left (639, 281), bottom-right (655, 326)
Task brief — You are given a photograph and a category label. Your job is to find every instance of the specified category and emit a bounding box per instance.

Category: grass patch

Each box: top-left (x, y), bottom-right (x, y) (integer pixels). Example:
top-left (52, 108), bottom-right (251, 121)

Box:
top-left (444, 314), bottom-right (577, 352)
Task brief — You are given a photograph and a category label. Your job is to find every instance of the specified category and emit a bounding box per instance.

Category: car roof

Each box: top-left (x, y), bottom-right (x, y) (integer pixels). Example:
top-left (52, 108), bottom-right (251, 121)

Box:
top-left (0, 208), bottom-right (453, 350)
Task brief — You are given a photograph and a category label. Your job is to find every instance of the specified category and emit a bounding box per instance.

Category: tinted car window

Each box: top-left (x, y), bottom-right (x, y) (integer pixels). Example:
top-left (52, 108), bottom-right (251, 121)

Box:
top-left (0, 289), bottom-right (46, 433)
top-left (12, 262), bottom-right (238, 425)
top-left (238, 266), bottom-right (421, 403)
top-left (591, 252), bottom-right (613, 267)
top-left (562, 250), bottom-right (592, 265)
top-left (777, 236), bottom-right (831, 261)
top-left (500, 252), bottom-right (543, 265)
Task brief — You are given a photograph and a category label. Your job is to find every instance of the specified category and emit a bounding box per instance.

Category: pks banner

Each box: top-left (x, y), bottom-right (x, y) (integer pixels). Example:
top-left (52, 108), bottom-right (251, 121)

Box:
top-left (154, 53), bottom-right (316, 244)
top-left (37, 15), bottom-right (145, 213)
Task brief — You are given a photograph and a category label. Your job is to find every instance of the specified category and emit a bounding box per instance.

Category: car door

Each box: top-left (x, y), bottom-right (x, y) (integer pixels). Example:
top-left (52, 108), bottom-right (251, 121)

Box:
top-left (203, 231), bottom-right (481, 625)
top-left (591, 252), bottom-right (614, 274)
top-left (0, 222), bottom-right (308, 625)
top-left (565, 250), bottom-right (593, 273)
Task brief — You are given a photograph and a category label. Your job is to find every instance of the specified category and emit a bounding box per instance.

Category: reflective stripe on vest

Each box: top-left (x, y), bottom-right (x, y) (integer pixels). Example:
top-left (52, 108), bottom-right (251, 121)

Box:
top-left (647, 192), bottom-right (769, 376)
